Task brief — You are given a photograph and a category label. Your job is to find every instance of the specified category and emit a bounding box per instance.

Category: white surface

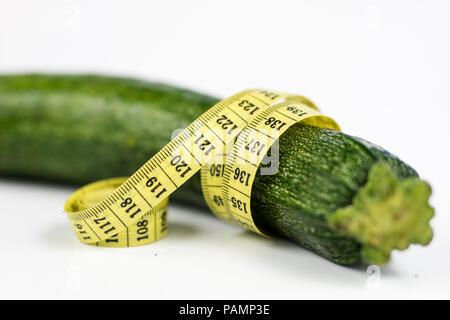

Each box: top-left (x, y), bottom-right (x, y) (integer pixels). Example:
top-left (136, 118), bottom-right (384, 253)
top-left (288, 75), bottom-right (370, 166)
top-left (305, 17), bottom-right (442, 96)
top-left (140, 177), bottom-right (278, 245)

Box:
top-left (0, 0), bottom-right (449, 299)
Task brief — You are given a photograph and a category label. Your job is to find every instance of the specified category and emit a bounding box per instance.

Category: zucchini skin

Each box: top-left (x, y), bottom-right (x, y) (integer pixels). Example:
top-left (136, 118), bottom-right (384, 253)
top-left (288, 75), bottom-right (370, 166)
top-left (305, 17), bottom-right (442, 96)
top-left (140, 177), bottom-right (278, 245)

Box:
top-left (0, 74), bottom-right (419, 264)
top-left (252, 125), bottom-right (418, 264)
top-left (0, 74), bottom-right (218, 207)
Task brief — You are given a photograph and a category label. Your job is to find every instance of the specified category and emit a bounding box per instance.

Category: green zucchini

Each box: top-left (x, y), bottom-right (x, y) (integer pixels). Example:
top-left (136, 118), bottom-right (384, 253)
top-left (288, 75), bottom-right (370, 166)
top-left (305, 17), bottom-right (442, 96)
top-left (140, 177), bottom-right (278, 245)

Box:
top-left (0, 74), bottom-right (434, 265)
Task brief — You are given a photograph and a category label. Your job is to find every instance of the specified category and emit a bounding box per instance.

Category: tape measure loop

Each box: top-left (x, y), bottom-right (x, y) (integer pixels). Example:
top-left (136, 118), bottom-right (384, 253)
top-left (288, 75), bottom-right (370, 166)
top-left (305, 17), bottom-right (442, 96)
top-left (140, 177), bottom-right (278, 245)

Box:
top-left (64, 90), bottom-right (339, 246)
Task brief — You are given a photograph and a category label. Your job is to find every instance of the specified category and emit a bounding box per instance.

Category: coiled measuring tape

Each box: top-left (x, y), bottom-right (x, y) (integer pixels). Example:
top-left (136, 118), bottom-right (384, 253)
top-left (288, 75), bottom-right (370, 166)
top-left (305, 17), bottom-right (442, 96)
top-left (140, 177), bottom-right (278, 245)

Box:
top-left (64, 89), bottom-right (340, 247)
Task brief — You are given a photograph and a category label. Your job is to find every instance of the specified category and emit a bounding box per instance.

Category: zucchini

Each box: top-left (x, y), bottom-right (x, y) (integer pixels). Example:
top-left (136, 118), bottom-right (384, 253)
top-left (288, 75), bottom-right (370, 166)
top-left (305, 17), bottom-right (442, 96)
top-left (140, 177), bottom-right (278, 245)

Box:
top-left (0, 74), bottom-right (434, 265)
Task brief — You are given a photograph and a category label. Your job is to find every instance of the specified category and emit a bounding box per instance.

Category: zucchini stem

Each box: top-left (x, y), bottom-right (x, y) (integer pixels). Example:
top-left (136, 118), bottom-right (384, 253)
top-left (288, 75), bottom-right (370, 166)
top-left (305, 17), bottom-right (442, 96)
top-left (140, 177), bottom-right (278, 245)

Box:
top-left (327, 161), bottom-right (434, 265)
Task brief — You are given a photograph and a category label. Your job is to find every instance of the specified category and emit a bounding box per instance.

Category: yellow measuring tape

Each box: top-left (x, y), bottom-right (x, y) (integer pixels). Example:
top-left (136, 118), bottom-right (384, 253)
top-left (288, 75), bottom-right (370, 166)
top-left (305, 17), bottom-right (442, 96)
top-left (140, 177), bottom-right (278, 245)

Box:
top-left (64, 89), bottom-right (340, 246)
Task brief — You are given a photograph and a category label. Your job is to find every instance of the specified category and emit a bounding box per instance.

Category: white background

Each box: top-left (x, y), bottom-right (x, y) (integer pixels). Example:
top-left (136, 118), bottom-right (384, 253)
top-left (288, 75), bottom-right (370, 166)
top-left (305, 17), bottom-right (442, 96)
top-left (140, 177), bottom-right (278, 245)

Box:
top-left (0, 0), bottom-right (449, 299)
